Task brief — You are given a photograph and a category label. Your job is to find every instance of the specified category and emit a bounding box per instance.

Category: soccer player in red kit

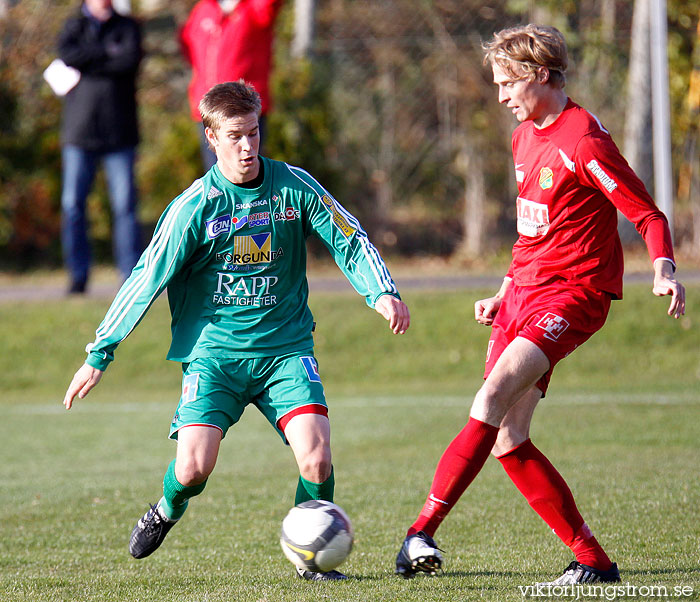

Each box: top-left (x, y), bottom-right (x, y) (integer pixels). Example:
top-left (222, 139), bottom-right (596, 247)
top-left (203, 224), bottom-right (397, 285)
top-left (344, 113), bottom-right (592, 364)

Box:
top-left (395, 24), bottom-right (686, 585)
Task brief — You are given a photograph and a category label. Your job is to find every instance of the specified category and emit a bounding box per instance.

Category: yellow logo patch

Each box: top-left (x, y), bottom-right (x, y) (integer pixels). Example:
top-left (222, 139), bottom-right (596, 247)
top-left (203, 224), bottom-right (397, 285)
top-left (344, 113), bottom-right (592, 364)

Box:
top-left (321, 194), bottom-right (356, 239)
top-left (539, 167), bottom-right (554, 190)
top-left (230, 233), bottom-right (276, 264)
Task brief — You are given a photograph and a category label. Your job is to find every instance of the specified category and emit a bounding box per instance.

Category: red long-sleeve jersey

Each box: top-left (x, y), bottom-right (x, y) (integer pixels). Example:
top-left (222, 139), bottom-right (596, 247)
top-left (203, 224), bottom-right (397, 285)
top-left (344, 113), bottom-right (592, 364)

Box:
top-left (179, 0), bottom-right (283, 121)
top-left (506, 99), bottom-right (674, 299)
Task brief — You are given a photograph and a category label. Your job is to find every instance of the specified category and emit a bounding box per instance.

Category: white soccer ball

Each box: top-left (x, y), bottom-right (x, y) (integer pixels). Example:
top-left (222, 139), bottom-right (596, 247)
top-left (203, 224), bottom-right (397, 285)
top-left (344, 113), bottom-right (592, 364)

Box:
top-left (280, 500), bottom-right (354, 572)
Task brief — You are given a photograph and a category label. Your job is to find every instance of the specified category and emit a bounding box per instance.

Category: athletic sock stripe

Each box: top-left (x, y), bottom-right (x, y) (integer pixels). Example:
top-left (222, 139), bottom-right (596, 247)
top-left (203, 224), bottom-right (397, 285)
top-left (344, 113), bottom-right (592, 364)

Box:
top-left (93, 180), bottom-right (205, 346)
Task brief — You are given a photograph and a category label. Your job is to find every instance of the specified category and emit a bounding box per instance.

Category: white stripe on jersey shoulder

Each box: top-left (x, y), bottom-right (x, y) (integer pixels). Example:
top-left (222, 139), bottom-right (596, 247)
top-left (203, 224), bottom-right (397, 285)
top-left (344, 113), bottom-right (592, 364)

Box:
top-left (558, 149), bottom-right (576, 173)
top-left (98, 178), bottom-right (204, 334)
top-left (95, 179), bottom-right (205, 342)
top-left (585, 110), bottom-right (610, 135)
top-left (94, 179), bottom-right (206, 345)
top-left (284, 163), bottom-right (396, 295)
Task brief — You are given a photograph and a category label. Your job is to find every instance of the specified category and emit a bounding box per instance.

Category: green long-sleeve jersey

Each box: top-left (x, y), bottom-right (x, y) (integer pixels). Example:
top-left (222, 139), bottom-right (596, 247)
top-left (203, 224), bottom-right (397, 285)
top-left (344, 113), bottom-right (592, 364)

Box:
top-left (85, 157), bottom-right (400, 371)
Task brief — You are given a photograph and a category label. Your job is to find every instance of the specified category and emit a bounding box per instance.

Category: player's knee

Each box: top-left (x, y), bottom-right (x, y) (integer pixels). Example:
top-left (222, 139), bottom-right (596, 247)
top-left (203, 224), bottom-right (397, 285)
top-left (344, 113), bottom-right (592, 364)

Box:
top-left (298, 448), bottom-right (332, 483)
top-left (175, 458), bottom-right (213, 486)
top-left (474, 380), bottom-right (500, 407)
top-left (472, 382), bottom-right (508, 422)
top-left (491, 425), bottom-right (527, 458)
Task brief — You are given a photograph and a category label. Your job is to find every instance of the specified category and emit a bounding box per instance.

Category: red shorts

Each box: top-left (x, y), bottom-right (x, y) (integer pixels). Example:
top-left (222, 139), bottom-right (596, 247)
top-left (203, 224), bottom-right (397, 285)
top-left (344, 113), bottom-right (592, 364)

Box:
top-left (484, 282), bottom-right (612, 395)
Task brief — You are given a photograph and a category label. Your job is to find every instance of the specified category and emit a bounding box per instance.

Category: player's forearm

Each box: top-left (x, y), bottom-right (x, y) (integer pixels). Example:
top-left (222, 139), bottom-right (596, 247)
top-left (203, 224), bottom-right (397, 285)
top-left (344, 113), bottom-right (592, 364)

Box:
top-left (640, 216), bottom-right (675, 271)
top-left (653, 258), bottom-right (676, 279)
top-left (495, 276), bottom-right (512, 299)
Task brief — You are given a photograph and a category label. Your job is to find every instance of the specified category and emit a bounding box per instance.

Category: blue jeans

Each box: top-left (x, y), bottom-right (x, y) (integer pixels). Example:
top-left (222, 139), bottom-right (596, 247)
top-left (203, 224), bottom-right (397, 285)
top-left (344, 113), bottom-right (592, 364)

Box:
top-left (61, 145), bottom-right (142, 282)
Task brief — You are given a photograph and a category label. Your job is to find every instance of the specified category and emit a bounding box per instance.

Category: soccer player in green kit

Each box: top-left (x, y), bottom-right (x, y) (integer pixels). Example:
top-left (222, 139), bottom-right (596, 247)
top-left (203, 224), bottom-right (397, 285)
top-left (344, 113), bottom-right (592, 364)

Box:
top-left (63, 81), bottom-right (410, 581)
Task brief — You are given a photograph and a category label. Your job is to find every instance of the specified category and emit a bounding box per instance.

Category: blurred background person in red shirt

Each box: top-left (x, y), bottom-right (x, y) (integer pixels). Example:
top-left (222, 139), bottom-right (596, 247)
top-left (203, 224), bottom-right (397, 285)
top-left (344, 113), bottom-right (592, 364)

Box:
top-left (180, 0), bottom-right (283, 172)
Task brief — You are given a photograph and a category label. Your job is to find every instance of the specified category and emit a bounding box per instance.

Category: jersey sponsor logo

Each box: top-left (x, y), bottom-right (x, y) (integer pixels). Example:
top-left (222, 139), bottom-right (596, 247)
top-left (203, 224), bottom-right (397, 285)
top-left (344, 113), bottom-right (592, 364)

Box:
top-left (230, 212), bottom-right (270, 232)
top-left (586, 159), bottom-right (618, 193)
top-left (300, 356), bottom-right (321, 383)
top-left (205, 214), bottom-right (231, 239)
top-left (536, 312), bottom-right (570, 341)
top-left (182, 373), bottom-right (199, 404)
top-left (235, 199), bottom-right (268, 210)
top-left (538, 167), bottom-right (554, 190)
top-left (213, 274), bottom-right (279, 306)
top-left (207, 185), bottom-right (223, 200)
top-left (274, 207), bottom-right (300, 222)
top-left (231, 215), bottom-right (248, 231)
top-left (321, 194), bottom-right (356, 239)
top-left (516, 197), bottom-right (550, 238)
top-left (248, 211), bottom-right (271, 227)
top-left (216, 233), bottom-right (283, 267)
top-left (234, 233), bottom-right (271, 263)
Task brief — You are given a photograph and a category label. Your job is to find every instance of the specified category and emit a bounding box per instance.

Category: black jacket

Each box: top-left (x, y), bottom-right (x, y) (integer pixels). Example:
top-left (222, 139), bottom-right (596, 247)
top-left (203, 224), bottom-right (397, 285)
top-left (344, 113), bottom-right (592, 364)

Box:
top-left (58, 9), bottom-right (142, 151)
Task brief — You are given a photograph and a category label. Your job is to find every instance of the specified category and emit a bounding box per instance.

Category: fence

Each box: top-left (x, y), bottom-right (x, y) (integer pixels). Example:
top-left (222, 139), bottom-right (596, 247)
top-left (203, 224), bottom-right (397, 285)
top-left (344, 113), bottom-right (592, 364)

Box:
top-left (0, 0), bottom-right (697, 267)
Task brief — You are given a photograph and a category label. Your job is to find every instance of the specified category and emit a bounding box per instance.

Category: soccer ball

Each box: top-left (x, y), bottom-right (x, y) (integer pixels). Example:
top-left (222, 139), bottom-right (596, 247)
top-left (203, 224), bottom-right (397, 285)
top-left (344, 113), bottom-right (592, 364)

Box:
top-left (280, 500), bottom-right (354, 572)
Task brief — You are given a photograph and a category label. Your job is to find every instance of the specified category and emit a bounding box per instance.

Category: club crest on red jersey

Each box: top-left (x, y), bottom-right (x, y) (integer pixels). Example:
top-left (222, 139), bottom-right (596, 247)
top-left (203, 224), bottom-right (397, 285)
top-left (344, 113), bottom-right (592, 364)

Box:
top-left (536, 312), bottom-right (570, 341)
top-left (539, 167), bottom-right (553, 190)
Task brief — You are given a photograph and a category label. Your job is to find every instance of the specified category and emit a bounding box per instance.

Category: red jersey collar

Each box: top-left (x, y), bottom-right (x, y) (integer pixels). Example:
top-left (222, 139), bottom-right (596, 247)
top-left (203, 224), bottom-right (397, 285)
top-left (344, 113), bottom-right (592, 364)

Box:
top-left (531, 98), bottom-right (577, 136)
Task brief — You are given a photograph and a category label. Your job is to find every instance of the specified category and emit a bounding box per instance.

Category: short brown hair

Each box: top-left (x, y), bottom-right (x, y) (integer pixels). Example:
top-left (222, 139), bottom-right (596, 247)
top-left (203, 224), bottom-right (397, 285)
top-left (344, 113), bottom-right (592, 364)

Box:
top-left (483, 24), bottom-right (568, 88)
top-left (199, 81), bottom-right (262, 131)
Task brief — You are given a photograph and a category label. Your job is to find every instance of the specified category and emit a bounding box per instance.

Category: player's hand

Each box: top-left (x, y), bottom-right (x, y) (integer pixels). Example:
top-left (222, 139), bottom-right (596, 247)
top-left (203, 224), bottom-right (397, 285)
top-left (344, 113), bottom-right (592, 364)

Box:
top-left (652, 263), bottom-right (686, 319)
top-left (374, 295), bottom-right (410, 334)
top-left (475, 296), bottom-right (502, 326)
top-left (63, 364), bottom-right (103, 410)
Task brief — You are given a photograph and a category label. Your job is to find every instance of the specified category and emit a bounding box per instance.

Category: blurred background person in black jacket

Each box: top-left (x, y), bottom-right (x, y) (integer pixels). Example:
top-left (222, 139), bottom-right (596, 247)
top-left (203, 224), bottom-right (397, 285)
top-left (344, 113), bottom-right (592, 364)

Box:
top-left (57, 0), bottom-right (142, 294)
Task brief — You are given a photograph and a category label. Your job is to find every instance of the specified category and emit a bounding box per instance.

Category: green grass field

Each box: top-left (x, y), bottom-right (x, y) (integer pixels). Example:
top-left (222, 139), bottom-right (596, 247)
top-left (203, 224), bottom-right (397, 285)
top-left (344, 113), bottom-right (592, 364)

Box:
top-left (1, 283), bottom-right (699, 601)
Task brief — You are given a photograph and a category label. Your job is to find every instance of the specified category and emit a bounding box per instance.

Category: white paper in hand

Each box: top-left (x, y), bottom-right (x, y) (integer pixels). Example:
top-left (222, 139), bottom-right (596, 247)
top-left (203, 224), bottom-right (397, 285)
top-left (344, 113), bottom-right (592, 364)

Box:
top-left (43, 59), bottom-right (81, 96)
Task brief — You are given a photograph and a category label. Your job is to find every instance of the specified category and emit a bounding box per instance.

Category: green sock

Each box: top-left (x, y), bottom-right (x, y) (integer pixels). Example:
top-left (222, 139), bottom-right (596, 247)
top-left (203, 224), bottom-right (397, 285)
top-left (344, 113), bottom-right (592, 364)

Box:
top-left (295, 466), bottom-right (335, 505)
top-left (159, 459), bottom-right (207, 521)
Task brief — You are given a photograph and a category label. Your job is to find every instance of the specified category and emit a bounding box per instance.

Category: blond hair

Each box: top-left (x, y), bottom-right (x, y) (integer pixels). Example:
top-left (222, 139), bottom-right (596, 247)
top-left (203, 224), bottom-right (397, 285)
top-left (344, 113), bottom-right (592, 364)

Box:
top-left (483, 24), bottom-right (568, 88)
top-left (199, 81), bottom-right (262, 132)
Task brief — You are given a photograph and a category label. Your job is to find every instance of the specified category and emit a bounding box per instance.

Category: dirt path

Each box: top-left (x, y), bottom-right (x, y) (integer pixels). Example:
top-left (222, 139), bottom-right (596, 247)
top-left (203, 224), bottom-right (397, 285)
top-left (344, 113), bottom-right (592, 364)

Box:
top-left (1, 271), bottom-right (695, 303)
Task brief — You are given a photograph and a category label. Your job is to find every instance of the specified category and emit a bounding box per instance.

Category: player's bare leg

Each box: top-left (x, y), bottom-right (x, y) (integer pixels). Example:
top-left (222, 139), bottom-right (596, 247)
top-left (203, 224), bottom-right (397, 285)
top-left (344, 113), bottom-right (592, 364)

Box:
top-left (130, 426), bottom-right (220, 559)
top-left (285, 413), bottom-right (333, 485)
top-left (285, 413), bottom-right (347, 581)
top-left (396, 338), bottom-right (548, 577)
top-left (470, 337), bottom-right (549, 427)
top-left (491, 386), bottom-right (542, 456)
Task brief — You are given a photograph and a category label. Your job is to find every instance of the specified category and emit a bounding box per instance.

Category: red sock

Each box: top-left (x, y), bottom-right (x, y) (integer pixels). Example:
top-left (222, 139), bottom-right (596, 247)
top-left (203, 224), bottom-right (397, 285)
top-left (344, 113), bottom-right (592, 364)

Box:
top-left (497, 439), bottom-right (612, 570)
top-left (408, 417), bottom-right (499, 537)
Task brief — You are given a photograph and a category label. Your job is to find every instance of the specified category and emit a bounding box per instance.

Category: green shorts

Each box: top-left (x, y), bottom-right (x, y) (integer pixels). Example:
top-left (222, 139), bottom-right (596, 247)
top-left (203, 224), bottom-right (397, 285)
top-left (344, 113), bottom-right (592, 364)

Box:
top-left (169, 352), bottom-right (328, 442)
